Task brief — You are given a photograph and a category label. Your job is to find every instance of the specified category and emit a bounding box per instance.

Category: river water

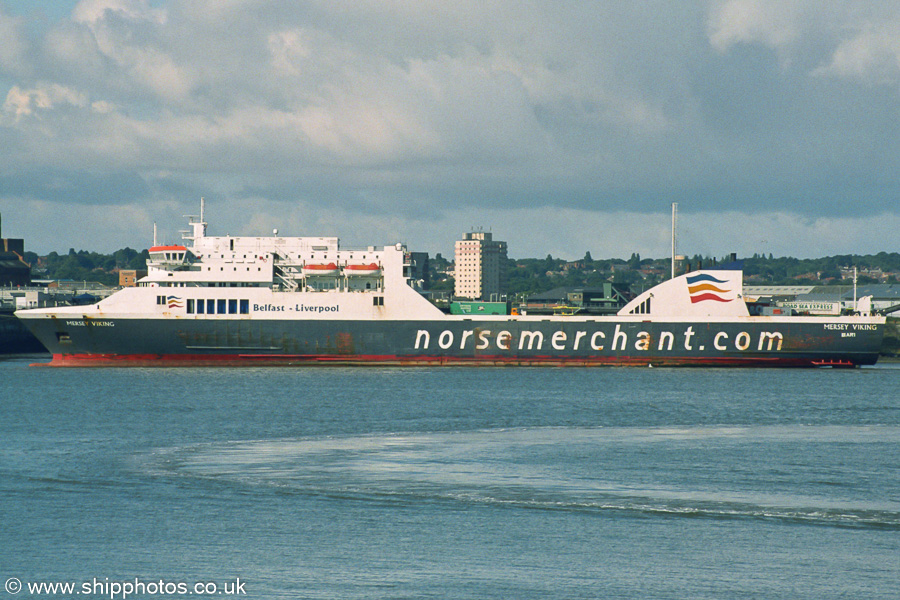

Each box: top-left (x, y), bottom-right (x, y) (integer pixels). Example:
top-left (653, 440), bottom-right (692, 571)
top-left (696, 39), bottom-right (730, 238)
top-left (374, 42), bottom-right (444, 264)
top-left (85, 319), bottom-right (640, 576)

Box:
top-left (2, 358), bottom-right (898, 599)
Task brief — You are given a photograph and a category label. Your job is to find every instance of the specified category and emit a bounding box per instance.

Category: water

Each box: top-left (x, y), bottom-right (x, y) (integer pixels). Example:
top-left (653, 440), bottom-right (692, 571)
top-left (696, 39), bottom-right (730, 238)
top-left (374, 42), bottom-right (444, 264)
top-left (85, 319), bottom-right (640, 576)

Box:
top-left (2, 358), bottom-right (899, 599)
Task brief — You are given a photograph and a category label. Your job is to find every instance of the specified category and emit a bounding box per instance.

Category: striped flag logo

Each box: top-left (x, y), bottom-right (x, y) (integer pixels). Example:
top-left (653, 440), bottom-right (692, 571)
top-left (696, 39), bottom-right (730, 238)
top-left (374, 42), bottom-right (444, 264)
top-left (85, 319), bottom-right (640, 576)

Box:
top-left (167, 295), bottom-right (184, 308)
top-left (686, 274), bottom-right (733, 304)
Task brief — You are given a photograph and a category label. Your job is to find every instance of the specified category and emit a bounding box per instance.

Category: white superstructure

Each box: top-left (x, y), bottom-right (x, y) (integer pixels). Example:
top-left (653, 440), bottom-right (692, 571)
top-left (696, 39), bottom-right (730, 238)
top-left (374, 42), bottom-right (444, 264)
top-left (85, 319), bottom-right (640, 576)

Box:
top-left (58, 207), bottom-right (446, 322)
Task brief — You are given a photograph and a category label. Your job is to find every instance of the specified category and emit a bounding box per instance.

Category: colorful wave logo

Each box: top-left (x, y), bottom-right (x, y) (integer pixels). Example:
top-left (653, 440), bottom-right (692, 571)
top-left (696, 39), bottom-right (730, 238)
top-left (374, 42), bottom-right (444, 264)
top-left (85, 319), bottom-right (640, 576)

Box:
top-left (167, 295), bottom-right (184, 309)
top-left (686, 274), bottom-right (733, 304)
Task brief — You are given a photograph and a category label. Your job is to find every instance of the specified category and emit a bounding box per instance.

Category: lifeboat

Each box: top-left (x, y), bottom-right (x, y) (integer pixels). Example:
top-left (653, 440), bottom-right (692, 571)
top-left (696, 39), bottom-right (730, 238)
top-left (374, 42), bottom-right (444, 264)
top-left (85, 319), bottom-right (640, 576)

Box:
top-left (301, 262), bottom-right (339, 276)
top-left (343, 262), bottom-right (382, 276)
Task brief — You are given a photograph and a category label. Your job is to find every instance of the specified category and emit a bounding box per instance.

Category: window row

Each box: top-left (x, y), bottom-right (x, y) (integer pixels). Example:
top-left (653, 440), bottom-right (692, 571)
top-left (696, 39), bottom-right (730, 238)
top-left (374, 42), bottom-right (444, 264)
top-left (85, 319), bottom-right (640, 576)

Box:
top-left (185, 298), bottom-right (250, 315)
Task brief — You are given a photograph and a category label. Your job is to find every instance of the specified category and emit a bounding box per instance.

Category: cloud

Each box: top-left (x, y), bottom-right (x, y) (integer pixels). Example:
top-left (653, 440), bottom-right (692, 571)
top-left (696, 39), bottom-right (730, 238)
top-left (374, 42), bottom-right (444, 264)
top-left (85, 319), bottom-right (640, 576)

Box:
top-left (67, 0), bottom-right (196, 102)
top-left (1, 1), bottom-right (900, 259)
top-left (0, 170), bottom-right (151, 204)
top-left (72, 0), bottom-right (167, 25)
top-left (0, 7), bottom-right (28, 73)
top-left (814, 26), bottom-right (900, 85)
top-left (708, 1), bottom-right (900, 87)
top-left (707, 0), bottom-right (803, 53)
top-left (3, 83), bottom-right (87, 117)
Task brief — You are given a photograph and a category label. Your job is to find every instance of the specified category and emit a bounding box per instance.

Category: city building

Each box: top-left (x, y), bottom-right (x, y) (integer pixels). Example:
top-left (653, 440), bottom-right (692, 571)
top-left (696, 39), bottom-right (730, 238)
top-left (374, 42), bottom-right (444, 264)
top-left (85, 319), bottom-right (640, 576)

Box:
top-left (406, 252), bottom-right (430, 289)
top-left (454, 230), bottom-right (507, 300)
top-left (0, 213), bottom-right (31, 287)
top-left (119, 269), bottom-right (148, 287)
top-left (519, 284), bottom-right (631, 315)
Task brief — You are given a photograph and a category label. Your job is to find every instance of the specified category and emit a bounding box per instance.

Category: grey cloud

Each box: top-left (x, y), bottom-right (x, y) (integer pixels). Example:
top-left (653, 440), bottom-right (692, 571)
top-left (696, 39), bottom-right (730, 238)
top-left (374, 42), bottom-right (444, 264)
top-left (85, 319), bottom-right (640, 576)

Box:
top-left (0, 170), bottom-right (152, 205)
top-left (2, 1), bottom-right (900, 256)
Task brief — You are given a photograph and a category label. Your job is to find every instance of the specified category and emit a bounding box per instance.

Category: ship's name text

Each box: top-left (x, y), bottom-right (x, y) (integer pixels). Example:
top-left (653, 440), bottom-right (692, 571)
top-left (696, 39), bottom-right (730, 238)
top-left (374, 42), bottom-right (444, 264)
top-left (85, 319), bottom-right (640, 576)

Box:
top-left (414, 325), bottom-right (784, 353)
top-left (823, 323), bottom-right (879, 331)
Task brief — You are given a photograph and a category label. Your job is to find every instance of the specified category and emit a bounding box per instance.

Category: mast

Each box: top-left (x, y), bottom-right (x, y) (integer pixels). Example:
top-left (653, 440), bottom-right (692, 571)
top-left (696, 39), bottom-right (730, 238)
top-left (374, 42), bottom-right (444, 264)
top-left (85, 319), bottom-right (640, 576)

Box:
top-left (184, 197), bottom-right (208, 242)
top-left (671, 202), bottom-right (677, 279)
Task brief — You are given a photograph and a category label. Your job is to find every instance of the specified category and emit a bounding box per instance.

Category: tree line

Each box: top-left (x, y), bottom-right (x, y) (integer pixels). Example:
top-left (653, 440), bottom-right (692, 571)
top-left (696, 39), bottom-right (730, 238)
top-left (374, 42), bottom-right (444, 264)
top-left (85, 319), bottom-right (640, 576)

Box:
top-left (22, 248), bottom-right (900, 292)
top-left (24, 248), bottom-right (150, 286)
top-left (431, 251), bottom-right (900, 297)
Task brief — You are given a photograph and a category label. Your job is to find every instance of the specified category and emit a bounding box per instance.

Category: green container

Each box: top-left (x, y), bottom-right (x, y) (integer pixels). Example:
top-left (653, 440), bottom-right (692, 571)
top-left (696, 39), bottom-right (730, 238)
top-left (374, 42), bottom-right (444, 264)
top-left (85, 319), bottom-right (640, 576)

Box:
top-left (450, 301), bottom-right (509, 315)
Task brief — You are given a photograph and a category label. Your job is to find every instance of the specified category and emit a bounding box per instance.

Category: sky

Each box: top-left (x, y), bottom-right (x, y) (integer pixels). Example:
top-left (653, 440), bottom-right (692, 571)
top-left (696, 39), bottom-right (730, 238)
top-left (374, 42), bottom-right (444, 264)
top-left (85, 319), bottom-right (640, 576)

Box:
top-left (1, 0), bottom-right (900, 260)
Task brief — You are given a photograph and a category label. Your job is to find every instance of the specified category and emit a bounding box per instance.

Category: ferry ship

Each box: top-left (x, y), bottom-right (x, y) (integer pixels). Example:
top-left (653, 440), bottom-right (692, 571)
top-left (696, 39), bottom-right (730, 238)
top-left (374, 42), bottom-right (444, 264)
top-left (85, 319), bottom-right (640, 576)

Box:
top-left (15, 207), bottom-right (886, 367)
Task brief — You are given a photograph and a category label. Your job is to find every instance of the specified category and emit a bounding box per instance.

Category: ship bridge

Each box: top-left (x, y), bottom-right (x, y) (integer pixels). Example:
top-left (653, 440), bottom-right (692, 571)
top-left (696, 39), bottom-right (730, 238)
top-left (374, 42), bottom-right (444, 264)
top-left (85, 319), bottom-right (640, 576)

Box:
top-left (147, 245), bottom-right (194, 270)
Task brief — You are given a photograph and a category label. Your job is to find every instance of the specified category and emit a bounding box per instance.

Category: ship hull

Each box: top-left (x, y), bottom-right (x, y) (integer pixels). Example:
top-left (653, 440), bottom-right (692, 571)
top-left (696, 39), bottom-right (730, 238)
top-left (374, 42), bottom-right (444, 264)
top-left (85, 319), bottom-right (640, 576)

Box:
top-left (20, 315), bottom-right (884, 367)
top-left (0, 312), bottom-right (48, 354)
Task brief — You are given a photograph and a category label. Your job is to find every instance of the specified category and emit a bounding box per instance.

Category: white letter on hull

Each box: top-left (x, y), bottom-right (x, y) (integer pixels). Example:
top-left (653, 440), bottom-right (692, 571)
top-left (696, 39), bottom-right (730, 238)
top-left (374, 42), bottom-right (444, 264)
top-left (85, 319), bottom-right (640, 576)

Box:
top-left (636, 332), bottom-right (650, 351)
top-left (714, 332), bottom-right (728, 351)
top-left (460, 330), bottom-right (473, 349)
top-left (497, 331), bottom-right (511, 350)
top-left (415, 330), bottom-right (430, 349)
top-left (438, 330), bottom-right (454, 349)
top-left (573, 331), bottom-right (586, 350)
top-left (683, 326), bottom-right (695, 350)
top-left (477, 330), bottom-right (491, 349)
top-left (551, 331), bottom-right (567, 350)
top-left (612, 325), bottom-right (628, 351)
top-left (519, 331), bottom-right (544, 350)
top-left (758, 331), bottom-right (783, 351)
top-left (658, 331), bottom-right (674, 351)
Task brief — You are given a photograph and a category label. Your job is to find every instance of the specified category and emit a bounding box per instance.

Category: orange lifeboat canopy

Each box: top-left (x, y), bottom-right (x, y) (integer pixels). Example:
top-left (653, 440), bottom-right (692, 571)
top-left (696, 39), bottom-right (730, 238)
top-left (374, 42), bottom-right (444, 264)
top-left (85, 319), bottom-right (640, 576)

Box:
top-left (344, 262), bottom-right (382, 276)
top-left (301, 262), bottom-right (340, 276)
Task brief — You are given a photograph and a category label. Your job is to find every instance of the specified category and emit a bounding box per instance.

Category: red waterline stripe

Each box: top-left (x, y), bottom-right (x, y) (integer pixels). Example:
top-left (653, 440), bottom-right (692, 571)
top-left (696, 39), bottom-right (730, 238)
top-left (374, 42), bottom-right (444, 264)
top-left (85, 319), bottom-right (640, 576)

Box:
top-left (30, 353), bottom-right (857, 368)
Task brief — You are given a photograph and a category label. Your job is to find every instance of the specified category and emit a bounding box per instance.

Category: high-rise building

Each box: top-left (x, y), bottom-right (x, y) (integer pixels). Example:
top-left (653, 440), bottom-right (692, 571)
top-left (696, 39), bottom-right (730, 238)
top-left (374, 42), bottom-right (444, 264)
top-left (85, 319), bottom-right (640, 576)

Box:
top-left (0, 213), bottom-right (30, 287)
top-left (454, 230), bottom-right (507, 300)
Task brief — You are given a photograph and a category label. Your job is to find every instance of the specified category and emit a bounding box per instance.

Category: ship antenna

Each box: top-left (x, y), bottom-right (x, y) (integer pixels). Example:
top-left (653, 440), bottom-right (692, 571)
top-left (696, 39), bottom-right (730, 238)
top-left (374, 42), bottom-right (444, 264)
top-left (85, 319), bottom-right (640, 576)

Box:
top-left (671, 202), bottom-right (677, 279)
top-left (153, 222), bottom-right (157, 246)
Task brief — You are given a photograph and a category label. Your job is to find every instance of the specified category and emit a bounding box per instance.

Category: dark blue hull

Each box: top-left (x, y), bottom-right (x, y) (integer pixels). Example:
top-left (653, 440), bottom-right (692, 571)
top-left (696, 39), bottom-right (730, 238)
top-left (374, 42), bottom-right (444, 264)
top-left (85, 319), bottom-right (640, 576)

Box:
top-left (0, 312), bottom-right (47, 354)
top-left (20, 316), bottom-right (884, 367)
